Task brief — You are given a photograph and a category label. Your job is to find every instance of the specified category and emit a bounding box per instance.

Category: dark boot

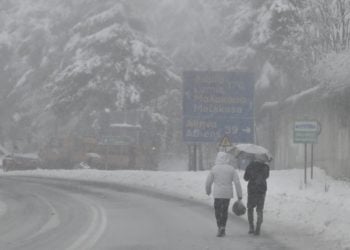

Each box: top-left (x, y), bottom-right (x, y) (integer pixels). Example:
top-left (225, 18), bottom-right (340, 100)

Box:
top-left (254, 224), bottom-right (261, 236)
top-left (247, 207), bottom-right (254, 234)
top-left (249, 223), bottom-right (255, 234)
top-left (221, 227), bottom-right (226, 236)
top-left (216, 227), bottom-right (225, 237)
top-left (255, 211), bottom-right (263, 236)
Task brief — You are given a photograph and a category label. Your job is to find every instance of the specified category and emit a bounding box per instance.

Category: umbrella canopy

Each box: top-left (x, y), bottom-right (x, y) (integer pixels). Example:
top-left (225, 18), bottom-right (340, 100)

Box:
top-left (229, 144), bottom-right (272, 163)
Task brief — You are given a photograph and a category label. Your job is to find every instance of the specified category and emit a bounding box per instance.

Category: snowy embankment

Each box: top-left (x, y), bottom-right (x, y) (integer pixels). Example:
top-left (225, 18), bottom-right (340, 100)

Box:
top-left (1, 164), bottom-right (350, 249)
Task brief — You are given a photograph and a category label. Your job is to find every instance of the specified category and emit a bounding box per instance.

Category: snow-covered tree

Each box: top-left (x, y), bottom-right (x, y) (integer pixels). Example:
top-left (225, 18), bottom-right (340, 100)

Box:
top-left (0, 0), bottom-right (180, 148)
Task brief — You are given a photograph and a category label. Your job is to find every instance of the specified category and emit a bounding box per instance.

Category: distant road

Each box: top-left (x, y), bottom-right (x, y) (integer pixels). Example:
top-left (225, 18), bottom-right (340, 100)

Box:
top-left (0, 176), bottom-right (329, 250)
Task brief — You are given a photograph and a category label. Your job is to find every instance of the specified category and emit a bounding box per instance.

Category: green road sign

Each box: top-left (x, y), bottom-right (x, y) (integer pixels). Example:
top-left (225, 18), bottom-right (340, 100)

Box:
top-left (293, 121), bottom-right (321, 144)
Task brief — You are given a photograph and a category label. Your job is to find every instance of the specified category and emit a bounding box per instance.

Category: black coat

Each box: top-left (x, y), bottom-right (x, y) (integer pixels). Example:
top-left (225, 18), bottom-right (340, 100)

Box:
top-left (244, 161), bottom-right (270, 194)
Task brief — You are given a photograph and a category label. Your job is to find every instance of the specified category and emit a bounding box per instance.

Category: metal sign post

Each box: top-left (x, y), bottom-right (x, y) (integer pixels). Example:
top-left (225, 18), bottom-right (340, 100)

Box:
top-left (311, 143), bottom-right (314, 179)
top-left (304, 143), bottom-right (307, 185)
top-left (294, 120), bottom-right (321, 185)
top-left (105, 145), bottom-right (109, 170)
top-left (193, 144), bottom-right (197, 171)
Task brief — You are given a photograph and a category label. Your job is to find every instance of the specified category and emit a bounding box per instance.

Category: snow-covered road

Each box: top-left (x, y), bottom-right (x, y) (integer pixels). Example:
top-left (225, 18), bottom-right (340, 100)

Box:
top-left (0, 176), bottom-right (287, 250)
top-left (0, 176), bottom-right (108, 250)
top-left (2, 161), bottom-right (350, 249)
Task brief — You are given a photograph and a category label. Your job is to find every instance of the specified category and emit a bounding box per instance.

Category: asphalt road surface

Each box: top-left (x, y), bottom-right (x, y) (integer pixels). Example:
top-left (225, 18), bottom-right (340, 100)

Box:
top-left (0, 176), bottom-right (333, 250)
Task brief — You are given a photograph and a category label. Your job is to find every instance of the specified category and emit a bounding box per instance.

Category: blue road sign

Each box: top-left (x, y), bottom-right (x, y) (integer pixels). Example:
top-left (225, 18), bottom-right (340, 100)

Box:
top-left (183, 116), bottom-right (254, 143)
top-left (183, 71), bottom-right (255, 143)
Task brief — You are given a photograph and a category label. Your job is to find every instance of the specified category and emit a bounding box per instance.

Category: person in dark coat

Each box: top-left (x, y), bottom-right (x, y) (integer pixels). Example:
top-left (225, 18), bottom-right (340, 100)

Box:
top-left (243, 157), bottom-right (270, 235)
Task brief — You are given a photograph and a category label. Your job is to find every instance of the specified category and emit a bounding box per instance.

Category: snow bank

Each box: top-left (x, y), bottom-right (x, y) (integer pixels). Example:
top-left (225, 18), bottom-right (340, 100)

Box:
top-left (1, 165), bottom-right (349, 249)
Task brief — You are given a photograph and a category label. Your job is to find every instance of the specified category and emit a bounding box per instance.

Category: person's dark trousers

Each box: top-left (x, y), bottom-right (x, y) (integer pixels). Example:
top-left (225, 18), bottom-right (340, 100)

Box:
top-left (247, 193), bottom-right (266, 235)
top-left (214, 198), bottom-right (230, 229)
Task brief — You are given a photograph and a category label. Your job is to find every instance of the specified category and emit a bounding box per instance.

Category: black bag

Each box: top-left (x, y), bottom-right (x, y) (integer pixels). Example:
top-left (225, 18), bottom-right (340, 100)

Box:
top-left (232, 200), bottom-right (246, 216)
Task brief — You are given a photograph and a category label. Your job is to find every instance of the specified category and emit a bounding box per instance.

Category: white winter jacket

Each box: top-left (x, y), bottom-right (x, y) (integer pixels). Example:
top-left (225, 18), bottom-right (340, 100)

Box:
top-left (205, 152), bottom-right (243, 199)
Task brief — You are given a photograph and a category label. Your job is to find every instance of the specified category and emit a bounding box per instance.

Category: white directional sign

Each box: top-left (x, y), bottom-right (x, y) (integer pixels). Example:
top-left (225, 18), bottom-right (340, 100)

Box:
top-left (293, 121), bottom-right (321, 143)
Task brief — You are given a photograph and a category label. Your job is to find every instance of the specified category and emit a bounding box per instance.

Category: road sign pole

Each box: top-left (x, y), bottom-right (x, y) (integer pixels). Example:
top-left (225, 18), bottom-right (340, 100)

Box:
top-left (293, 120), bottom-right (321, 185)
top-left (311, 143), bottom-right (314, 179)
top-left (193, 144), bottom-right (197, 171)
top-left (304, 143), bottom-right (307, 186)
top-left (187, 145), bottom-right (191, 171)
top-left (254, 120), bottom-right (258, 145)
top-left (105, 145), bottom-right (108, 170)
top-left (198, 144), bottom-right (203, 171)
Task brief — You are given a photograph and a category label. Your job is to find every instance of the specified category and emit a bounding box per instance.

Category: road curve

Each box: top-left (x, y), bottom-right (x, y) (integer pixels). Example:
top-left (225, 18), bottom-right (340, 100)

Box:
top-left (0, 176), bottom-right (108, 250)
top-left (0, 176), bottom-right (331, 250)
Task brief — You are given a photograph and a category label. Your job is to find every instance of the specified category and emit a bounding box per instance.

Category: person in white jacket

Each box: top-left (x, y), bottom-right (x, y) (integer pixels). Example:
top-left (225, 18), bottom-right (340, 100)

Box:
top-left (205, 151), bottom-right (243, 237)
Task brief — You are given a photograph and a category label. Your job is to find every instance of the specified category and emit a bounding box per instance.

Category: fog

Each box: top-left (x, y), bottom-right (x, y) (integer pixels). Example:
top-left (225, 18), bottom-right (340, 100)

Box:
top-left (1, 0), bottom-right (350, 178)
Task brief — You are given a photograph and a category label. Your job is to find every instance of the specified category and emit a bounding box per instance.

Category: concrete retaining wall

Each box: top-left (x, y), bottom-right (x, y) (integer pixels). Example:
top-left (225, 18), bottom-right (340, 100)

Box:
top-left (257, 87), bottom-right (350, 178)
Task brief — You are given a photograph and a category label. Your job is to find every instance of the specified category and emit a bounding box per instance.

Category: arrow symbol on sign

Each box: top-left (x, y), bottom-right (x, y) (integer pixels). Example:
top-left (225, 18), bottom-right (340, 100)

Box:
top-left (242, 127), bottom-right (251, 134)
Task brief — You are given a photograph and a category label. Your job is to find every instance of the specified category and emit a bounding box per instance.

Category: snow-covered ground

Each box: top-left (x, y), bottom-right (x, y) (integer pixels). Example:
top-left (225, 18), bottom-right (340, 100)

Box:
top-left (1, 161), bottom-right (349, 249)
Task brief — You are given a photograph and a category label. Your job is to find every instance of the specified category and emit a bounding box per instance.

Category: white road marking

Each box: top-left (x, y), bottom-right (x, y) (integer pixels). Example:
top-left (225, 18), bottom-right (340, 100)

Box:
top-left (66, 198), bottom-right (107, 250)
top-left (0, 191), bottom-right (8, 218)
top-left (0, 200), bottom-right (7, 217)
top-left (25, 194), bottom-right (61, 240)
